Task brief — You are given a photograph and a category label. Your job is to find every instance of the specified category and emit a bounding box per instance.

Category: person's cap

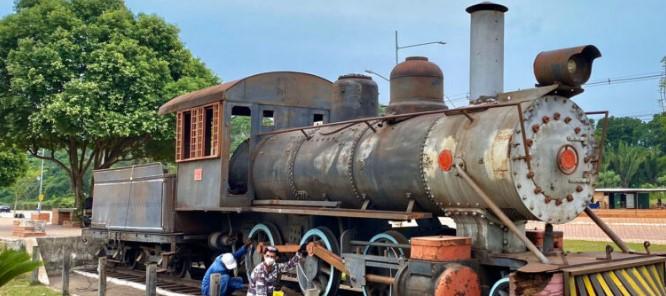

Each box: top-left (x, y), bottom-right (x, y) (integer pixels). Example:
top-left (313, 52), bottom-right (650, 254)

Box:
top-left (221, 253), bottom-right (237, 270)
top-left (265, 246), bottom-right (278, 254)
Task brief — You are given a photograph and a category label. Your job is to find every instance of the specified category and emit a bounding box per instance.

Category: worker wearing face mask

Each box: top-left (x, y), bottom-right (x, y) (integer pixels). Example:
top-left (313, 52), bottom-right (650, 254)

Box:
top-left (247, 246), bottom-right (305, 296)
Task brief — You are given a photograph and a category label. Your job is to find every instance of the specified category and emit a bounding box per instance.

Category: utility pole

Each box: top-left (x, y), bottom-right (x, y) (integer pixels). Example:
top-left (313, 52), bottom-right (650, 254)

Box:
top-left (36, 149), bottom-right (45, 213)
top-left (659, 60), bottom-right (666, 114)
top-left (395, 31), bottom-right (399, 65)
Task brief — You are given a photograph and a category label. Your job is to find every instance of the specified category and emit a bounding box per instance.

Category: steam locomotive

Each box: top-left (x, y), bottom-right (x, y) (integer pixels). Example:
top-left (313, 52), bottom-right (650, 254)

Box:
top-left (83, 2), bottom-right (666, 295)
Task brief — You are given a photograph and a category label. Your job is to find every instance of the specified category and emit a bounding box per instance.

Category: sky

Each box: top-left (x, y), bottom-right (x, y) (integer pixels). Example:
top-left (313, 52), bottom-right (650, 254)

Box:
top-left (1, 0), bottom-right (664, 120)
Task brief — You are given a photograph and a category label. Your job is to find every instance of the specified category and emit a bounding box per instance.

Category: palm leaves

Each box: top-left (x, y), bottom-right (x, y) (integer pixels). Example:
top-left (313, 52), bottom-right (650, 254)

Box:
top-left (603, 142), bottom-right (650, 187)
top-left (0, 249), bottom-right (41, 287)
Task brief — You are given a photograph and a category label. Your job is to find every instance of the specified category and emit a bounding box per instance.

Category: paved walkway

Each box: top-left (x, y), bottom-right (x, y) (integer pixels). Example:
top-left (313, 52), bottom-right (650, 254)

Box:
top-left (527, 216), bottom-right (666, 244)
top-left (0, 212), bottom-right (81, 239)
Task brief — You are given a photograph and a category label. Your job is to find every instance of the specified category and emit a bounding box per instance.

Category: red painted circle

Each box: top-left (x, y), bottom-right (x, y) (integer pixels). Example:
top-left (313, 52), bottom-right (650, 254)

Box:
top-left (434, 265), bottom-right (481, 296)
top-left (438, 149), bottom-right (453, 171)
top-left (558, 145), bottom-right (578, 174)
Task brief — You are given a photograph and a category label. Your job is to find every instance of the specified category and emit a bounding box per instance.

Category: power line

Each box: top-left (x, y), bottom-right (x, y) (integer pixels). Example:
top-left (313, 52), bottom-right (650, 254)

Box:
top-left (584, 73), bottom-right (664, 87)
top-left (445, 72), bottom-right (665, 99)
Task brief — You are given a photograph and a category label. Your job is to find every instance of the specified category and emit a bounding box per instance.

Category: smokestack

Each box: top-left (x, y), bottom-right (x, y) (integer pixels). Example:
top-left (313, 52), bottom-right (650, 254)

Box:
top-left (467, 2), bottom-right (508, 102)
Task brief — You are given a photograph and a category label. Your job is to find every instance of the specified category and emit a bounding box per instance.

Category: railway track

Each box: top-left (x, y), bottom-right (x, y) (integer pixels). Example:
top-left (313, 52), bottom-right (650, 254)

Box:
top-left (78, 266), bottom-right (202, 295)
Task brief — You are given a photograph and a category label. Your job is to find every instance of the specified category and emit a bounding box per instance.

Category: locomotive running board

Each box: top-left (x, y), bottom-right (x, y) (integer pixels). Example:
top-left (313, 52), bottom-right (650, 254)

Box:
top-left (175, 205), bottom-right (432, 220)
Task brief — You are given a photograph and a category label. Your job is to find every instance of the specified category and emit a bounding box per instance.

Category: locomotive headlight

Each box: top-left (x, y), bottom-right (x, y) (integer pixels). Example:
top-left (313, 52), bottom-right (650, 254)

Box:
top-left (567, 59), bottom-right (577, 74)
top-left (533, 45), bottom-right (601, 90)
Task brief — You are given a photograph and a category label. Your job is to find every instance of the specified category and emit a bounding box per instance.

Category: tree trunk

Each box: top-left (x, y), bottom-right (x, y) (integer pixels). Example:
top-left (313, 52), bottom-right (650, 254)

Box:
top-left (69, 169), bottom-right (85, 222)
top-left (67, 140), bottom-right (86, 222)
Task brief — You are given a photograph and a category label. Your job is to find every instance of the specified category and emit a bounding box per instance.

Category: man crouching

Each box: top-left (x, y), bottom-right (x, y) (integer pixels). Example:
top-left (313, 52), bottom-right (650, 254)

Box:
top-left (201, 241), bottom-right (251, 296)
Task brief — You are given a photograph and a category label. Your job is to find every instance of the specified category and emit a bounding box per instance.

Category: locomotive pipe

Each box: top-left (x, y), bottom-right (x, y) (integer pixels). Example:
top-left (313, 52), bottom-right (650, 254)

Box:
top-left (456, 164), bottom-right (550, 264)
top-left (467, 2), bottom-right (508, 101)
top-left (350, 240), bottom-right (411, 250)
top-left (584, 207), bottom-right (631, 253)
top-left (365, 274), bottom-right (395, 285)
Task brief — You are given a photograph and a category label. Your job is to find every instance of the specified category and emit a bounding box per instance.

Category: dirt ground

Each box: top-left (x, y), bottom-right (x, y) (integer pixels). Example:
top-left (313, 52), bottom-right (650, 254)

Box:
top-left (50, 273), bottom-right (148, 296)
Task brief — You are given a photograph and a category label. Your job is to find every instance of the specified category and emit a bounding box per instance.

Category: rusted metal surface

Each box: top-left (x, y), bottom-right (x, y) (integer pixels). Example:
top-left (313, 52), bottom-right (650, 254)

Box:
top-left (584, 207), bottom-right (631, 253)
top-left (534, 45), bottom-right (601, 88)
top-left (159, 72), bottom-right (334, 115)
top-left (305, 242), bottom-right (397, 285)
top-left (496, 85), bottom-right (559, 102)
top-left (560, 256), bottom-right (666, 296)
top-left (585, 110), bottom-right (609, 175)
top-left (433, 264), bottom-right (481, 296)
top-left (253, 95), bottom-right (597, 227)
top-left (251, 199), bottom-right (340, 207)
top-left (331, 74), bottom-right (378, 122)
top-left (509, 96), bottom-right (596, 224)
top-left (365, 274), bottom-right (395, 285)
top-left (561, 255), bottom-right (666, 276)
top-left (307, 242), bottom-right (348, 273)
top-left (387, 56), bottom-right (446, 114)
top-left (467, 2), bottom-right (507, 102)
top-left (175, 205), bottom-right (432, 220)
top-left (92, 163), bottom-right (175, 233)
top-left (456, 166), bottom-right (550, 264)
top-left (410, 236), bottom-right (472, 261)
top-left (256, 100), bottom-right (518, 137)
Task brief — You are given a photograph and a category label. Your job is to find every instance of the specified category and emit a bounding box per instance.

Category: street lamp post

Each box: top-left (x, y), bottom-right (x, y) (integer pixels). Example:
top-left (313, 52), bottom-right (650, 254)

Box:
top-left (364, 70), bottom-right (389, 82)
top-left (37, 149), bottom-right (45, 213)
top-left (395, 30), bottom-right (446, 64)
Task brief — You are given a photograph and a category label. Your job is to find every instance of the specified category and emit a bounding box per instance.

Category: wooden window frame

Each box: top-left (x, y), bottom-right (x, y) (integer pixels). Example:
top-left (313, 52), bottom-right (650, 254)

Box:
top-left (175, 103), bottom-right (221, 162)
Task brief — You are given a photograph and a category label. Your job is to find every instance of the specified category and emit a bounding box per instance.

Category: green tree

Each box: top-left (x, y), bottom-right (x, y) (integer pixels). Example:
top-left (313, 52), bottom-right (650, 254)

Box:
top-left (597, 170), bottom-right (621, 188)
top-left (0, 144), bottom-right (26, 187)
top-left (604, 142), bottom-right (649, 187)
top-left (597, 116), bottom-right (648, 148)
top-left (636, 147), bottom-right (666, 185)
top-left (0, 0), bottom-right (218, 217)
top-left (647, 113), bottom-right (666, 153)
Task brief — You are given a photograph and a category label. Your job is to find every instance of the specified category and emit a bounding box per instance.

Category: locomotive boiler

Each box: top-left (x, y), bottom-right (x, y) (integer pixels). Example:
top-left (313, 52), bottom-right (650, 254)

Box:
top-left (84, 2), bottom-right (666, 296)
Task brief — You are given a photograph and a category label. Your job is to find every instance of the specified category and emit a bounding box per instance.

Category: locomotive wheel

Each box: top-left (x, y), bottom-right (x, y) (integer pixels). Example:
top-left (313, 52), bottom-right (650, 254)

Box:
top-left (489, 277), bottom-right (509, 296)
top-left (297, 226), bottom-right (341, 296)
top-left (245, 223), bottom-right (283, 279)
top-left (123, 248), bottom-right (139, 270)
top-left (362, 231), bottom-right (409, 296)
top-left (171, 255), bottom-right (191, 278)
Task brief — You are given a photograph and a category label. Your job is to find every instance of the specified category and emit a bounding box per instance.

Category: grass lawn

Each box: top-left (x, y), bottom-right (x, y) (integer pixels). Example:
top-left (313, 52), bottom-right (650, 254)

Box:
top-left (565, 239), bottom-right (666, 253)
top-left (0, 274), bottom-right (58, 296)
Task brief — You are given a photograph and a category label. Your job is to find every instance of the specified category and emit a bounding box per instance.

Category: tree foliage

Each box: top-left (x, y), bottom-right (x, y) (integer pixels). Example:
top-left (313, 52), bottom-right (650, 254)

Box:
top-left (0, 152), bottom-right (76, 209)
top-left (597, 112), bottom-right (666, 188)
top-left (0, 249), bottom-right (41, 287)
top-left (0, 144), bottom-right (26, 187)
top-left (0, 0), bottom-right (218, 215)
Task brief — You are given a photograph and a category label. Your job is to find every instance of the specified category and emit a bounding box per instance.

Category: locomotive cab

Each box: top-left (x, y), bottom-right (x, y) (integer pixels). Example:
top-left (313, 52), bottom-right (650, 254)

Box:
top-left (158, 72), bottom-right (337, 209)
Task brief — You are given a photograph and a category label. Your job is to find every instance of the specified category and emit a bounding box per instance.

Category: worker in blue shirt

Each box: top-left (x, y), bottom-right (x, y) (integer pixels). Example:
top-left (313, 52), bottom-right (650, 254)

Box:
top-left (201, 241), bottom-right (252, 296)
